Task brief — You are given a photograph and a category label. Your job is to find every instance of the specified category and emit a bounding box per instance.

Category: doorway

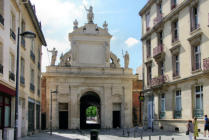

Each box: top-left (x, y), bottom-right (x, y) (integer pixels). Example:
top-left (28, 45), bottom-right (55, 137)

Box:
top-left (147, 101), bottom-right (153, 128)
top-left (113, 111), bottom-right (121, 128)
top-left (59, 111), bottom-right (68, 129)
top-left (80, 91), bottom-right (101, 129)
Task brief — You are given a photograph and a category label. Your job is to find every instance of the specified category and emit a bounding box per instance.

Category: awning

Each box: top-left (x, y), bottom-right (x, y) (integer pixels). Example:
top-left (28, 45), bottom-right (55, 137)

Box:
top-left (0, 83), bottom-right (16, 96)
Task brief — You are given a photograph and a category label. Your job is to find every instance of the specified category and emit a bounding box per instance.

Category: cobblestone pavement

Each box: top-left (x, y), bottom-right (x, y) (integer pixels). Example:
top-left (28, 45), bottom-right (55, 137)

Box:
top-left (20, 128), bottom-right (209, 140)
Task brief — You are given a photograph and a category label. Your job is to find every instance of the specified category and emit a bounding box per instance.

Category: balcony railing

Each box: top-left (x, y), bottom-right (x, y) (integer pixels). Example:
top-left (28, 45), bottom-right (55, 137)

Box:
top-left (30, 50), bottom-right (35, 62)
top-left (174, 110), bottom-right (182, 119)
top-left (159, 112), bottom-right (165, 119)
top-left (0, 14), bottom-right (4, 25)
top-left (30, 83), bottom-right (35, 92)
top-left (21, 37), bottom-right (25, 48)
top-left (151, 75), bottom-right (168, 87)
top-left (153, 14), bottom-right (163, 26)
top-left (203, 57), bottom-right (209, 71)
top-left (193, 109), bottom-right (203, 118)
top-left (20, 76), bottom-right (25, 85)
top-left (191, 24), bottom-right (200, 32)
top-left (9, 71), bottom-right (15, 81)
top-left (10, 29), bottom-right (16, 41)
top-left (153, 44), bottom-right (164, 58)
top-left (192, 62), bottom-right (201, 72)
top-left (0, 64), bottom-right (3, 74)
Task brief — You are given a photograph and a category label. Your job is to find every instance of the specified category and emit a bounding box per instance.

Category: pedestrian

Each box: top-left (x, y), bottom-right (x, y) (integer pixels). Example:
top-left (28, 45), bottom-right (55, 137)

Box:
top-left (193, 117), bottom-right (199, 140)
top-left (204, 115), bottom-right (209, 137)
top-left (187, 120), bottom-right (194, 140)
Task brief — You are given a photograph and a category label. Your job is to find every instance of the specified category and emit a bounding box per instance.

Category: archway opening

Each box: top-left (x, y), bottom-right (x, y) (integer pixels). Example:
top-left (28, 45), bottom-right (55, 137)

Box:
top-left (80, 91), bottom-right (100, 129)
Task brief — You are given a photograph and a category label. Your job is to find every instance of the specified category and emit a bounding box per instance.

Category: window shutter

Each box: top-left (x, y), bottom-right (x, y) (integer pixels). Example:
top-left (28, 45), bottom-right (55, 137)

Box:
top-left (190, 7), bottom-right (194, 31)
top-left (172, 55), bottom-right (176, 76)
top-left (191, 46), bottom-right (195, 71)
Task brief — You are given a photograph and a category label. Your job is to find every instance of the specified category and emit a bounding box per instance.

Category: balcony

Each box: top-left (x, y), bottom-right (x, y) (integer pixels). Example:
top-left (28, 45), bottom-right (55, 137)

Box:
top-left (9, 71), bottom-right (15, 81)
top-left (0, 14), bottom-right (4, 25)
top-left (153, 14), bottom-right (163, 26)
top-left (20, 76), bottom-right (25, 85)
top-left (0, 64), bottom-right (3, 74)
top-left (159, 112), bottom-right (165, 119)
top-left (191, 24), bottom-right (200, 32)
top-left (203, 57), bottom-right (209, 71)
top-left (10, 29), bottom-right (16, 41)
top-left (21, 37), bottom-right (25, 48)
top-left (30, 50), bottom-right (35, 62)
top-left (153, 44), bottom-right (164, 58)
top-left (193, 109), bottom-right (203, 118)
top-left (30, 83), bottom-right (35, 92)
top-left (174, 110), bottom-right (182, 119)
top-left (151, 75), bottom-right (168, 87)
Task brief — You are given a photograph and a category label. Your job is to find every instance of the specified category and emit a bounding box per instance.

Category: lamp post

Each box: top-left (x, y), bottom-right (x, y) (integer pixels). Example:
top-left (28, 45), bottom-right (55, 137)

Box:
top-left (15, 27), bottom-right (36, 140)
top-left (50, 88), bottom-right (58, 135)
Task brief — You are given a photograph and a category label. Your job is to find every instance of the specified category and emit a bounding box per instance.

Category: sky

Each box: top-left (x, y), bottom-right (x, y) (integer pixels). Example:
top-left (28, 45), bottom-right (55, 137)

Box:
top-left (30, 0), bottom-right (147, 73)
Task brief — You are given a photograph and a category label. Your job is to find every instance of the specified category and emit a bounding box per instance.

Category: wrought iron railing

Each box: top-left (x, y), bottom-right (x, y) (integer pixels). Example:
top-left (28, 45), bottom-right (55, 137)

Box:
top-left (203, 57), bottom-right (209, 71)
top-left (30, 83), bottom-right (35, 92)
top-left (151, 75), bottom-right (168, 87)
top-left (10, 29), bottom-right (16, 40)
top-left (20, 76), bottom-right (25, 85)
top-left (153, 44), bottom-right (163, 58)
top-left (30, 50), bottom-right (35, 62)
top-left (9, 71), bottom-right (15, 81)
top-left (159, 112), bottom-right (165, 119)
top-left (174, 110), bottom-right (182, 119)
top-left (153, 14), bottom-right (163, 26)
top-left (193, 109), bottom-right (203, 118)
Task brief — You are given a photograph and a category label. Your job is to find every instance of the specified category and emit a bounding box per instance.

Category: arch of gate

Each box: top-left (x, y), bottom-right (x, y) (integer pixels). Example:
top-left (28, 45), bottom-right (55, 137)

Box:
top-left (80, 91), bottom-right (101, 129)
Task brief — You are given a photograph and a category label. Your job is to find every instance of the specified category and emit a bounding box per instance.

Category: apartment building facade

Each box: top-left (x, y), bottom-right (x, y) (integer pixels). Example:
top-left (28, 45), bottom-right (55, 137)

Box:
top-left (140, 0), bottom-right (209, 132)
top-left (0, 0), bottom-right (46, 138)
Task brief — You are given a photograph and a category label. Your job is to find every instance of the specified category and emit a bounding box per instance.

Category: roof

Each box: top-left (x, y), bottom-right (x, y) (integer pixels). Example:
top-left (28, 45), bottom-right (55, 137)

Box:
top-left (139, 0), bottom-right (155, 16)
top-left (24, 0), bottom-right (47, 46)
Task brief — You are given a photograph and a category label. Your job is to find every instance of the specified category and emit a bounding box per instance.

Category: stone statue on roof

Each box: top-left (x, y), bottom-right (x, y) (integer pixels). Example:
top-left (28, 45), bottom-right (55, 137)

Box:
top-left (124, 51), bottom-right (129, 69)
top-left (47, 48), bottom-right (57, 66)
top-left (85, 6), bottom-right (94, 24)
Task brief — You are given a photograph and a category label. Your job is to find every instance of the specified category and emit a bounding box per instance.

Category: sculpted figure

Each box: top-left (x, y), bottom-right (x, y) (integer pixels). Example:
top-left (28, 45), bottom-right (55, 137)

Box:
top-left (59, 53), bottom-right (65, 66)
top-left (85, 6), bottom-right (94, 23)
top-left (124, 51), bottom-right (129, 69)
top-left (110, 52), bottom-right (120, 68)
top-left (47, 48), bottom-right (57, 66)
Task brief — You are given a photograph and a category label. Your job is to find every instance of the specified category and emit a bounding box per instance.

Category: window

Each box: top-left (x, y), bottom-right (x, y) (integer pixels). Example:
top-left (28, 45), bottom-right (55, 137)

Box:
top-left (161, 94), bottom-right (165, 112)
top-left (158, 31), bottom-right (163, 45)
top-left (30, 68), bottom-right (34, 84)
top-left (28, 102), bottom-right (34, 131)
top-left (190, 4), bottom-right (199, 31)
top-left (0, 96), bottom-right (11, 129)
top-left (0, 0), bottom-right (4, 25)
top-left (31, 39), bottom-right (35, 53)
top-left (20, 58), bottom-right (24, 77)
top-left (37, 75), bottom-right (40, 96)
top-left (36, 104), bottom-right (40, 129)
top-left (192, 45), bottom-right (201, 71)
top-left (195, 85), bottom-right (203, 110)
top-left (173, 54), bottom-right (180, 77)
top-left (0, 43), bottom-right (2, 65)
top-left (157, 2), bottom-right (162, 15)
top-left (172, 20), bottom-right (178, 42)
top-left (175, 90), bottom-right (181, 111)
top-left (146, 40), bottom-right (151, 58)
top-left (158, 61), bottom-right (164, 76)
top-left (145, 12), bottom-right (150, 31)
top-left (10, 12), bottom-right (15, 32)
top-left (9, 53), bottom-right (14, 73)
top-left (0, 96), bottom-right (2, 128)
top-left (171, 0), bottom-right (177, 9)
top-left (21, 20), bottom-right (26, 47)
top-left (147, 65), bottom-right (152, 86)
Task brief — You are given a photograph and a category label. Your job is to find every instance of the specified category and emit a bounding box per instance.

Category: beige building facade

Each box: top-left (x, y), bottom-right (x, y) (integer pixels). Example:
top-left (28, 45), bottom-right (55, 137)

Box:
top-left (42, 10), bottom-right (136, 130)
top-left (0, 0), bottom-right (46, 138)
top-left (140, 0), bottom-right (209, 132)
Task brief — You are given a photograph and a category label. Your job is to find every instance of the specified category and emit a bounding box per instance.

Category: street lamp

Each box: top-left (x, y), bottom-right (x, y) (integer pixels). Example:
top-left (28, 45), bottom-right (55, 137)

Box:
top-left (50, 87), bottom-right (58, 135)
top-left (15, 27), bottom-right (36, 140)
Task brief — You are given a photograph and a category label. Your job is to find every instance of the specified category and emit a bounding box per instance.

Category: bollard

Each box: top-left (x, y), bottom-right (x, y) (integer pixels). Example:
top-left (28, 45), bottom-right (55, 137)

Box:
top-left (149, 135), bottom-right (151, 140)
top-left (159, 136), bottom-right (161, 140)
top-left (172, 138), bottom-right (174, 140)
top-left (134, 130), bottom-right (136, 138)
top-left (127, 130), bottom-right (130, 137)
top-left (140, 134), bottom-right (143, 140)
top-left (122, 129), bottom-right (125, 136)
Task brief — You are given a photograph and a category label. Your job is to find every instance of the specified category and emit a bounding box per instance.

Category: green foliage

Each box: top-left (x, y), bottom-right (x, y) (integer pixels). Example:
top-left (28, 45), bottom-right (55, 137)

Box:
top-left (86, 106), bottom-right (97, 117)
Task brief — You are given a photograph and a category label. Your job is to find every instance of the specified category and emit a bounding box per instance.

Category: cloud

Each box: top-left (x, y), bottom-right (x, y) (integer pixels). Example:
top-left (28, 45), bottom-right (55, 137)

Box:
top-left (125, 37), bottom-right (139, 47)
